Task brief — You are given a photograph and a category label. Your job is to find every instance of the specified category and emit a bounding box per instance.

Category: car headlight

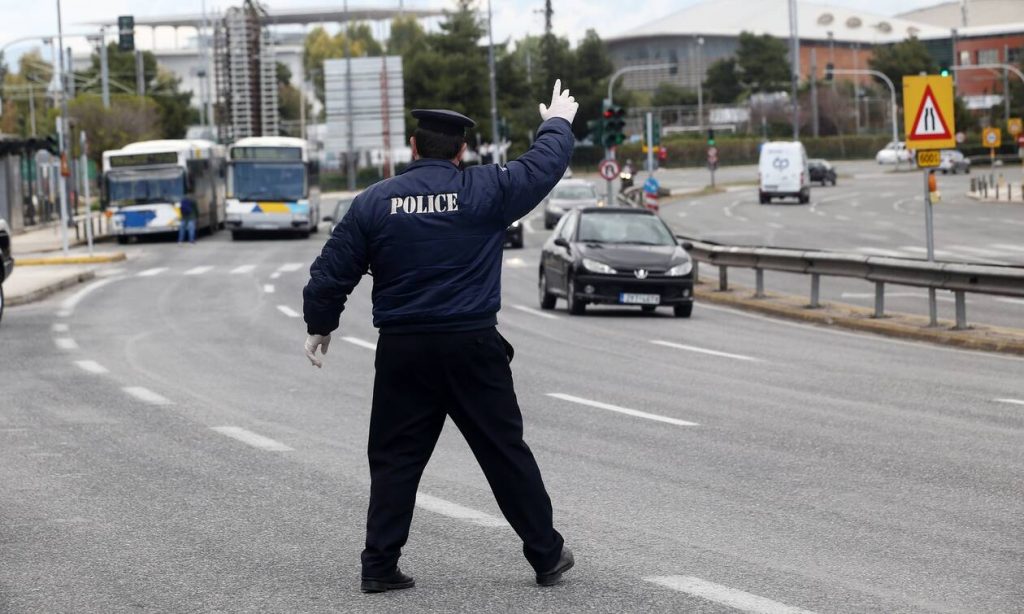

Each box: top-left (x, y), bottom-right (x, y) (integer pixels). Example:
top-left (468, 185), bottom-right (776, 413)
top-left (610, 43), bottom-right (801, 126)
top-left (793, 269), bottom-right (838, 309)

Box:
top-left (665, 261), bottom-right (693, 276)
top-left (582, 258), bottom-right (616, 274)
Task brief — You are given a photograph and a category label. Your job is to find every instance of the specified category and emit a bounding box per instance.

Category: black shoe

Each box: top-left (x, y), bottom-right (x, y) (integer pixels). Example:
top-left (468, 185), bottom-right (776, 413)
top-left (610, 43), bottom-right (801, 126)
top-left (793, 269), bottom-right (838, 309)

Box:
top-left (536, 547), bottom-right (574, 586)
top-left (360, 568), bottom-right (415, 593)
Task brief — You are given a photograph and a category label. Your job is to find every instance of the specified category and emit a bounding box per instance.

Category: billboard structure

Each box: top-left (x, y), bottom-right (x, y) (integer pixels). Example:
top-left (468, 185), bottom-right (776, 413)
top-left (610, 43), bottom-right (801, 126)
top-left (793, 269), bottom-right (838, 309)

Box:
top-left (324, 55), bottom-right (405, 177)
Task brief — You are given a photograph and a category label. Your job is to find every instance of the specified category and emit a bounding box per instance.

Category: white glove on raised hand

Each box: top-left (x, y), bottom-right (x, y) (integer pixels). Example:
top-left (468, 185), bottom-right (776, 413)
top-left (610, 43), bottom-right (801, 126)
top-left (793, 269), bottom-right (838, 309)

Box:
top-left (538, 78), bottom-right (578, 124)
top-left (304, 334), bottom-right (332, 368)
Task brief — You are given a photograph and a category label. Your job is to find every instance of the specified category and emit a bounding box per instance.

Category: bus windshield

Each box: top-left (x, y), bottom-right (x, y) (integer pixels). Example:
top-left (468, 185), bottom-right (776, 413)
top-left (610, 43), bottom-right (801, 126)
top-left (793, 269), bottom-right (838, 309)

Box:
top-left (231, 162), bottom-right (306, 201)
top-left (106, 168), bottom-right (185, 206)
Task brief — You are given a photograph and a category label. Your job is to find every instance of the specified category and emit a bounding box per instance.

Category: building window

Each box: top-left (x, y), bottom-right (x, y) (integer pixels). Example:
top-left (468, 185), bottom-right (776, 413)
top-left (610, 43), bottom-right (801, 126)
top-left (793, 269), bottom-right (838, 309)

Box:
top-left (978, 48), bottom-right (998, 65)
top-left (1009, 47), bottom-right (1024, 64)
top-left (959, 50), bottom-right (972, 65)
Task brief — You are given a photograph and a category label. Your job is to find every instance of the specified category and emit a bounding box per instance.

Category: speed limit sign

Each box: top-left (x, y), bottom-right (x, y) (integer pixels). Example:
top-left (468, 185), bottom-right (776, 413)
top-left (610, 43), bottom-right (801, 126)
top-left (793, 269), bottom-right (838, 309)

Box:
top-left (598, 158), bottom-right (620, 181)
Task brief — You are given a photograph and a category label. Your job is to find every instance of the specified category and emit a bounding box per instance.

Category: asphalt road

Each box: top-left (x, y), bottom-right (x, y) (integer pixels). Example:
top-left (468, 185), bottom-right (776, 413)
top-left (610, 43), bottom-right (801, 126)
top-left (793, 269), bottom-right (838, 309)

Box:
top-left (2, 207), bottom-right (1023, 613)
top-left (635, 160), bottom-right (1024, 328)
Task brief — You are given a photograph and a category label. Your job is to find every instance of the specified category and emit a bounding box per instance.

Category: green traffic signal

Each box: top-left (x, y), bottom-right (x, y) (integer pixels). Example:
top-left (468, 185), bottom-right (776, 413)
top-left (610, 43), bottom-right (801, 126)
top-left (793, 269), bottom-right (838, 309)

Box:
top-left (940, 68), bottom-right (950, 77)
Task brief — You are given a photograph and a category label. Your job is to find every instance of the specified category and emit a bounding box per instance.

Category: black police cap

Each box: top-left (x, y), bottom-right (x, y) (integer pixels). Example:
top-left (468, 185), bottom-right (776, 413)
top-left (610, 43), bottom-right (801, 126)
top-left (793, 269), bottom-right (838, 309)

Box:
top-left (411, 109), bottom-right (476, 136)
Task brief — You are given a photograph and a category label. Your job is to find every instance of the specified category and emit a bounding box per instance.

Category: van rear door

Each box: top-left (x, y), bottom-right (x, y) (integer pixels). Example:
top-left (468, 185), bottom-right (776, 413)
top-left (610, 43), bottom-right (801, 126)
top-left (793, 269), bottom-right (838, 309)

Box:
top-left (760, 146), bottom-right (800, 193)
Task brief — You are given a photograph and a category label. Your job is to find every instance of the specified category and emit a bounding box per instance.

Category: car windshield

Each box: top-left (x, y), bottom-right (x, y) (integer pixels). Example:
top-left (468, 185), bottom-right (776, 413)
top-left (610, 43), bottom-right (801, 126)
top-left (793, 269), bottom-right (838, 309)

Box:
top-left (334, 199), bottom-right (354, 221)
top-left (576, 213), bottom-right (675, 246)
top-left (552, 185), bottom-right (596, 200)
top-left (231, 162), bottom-right (306, 201)
top-left (106, 168), bottom-right (185, 206)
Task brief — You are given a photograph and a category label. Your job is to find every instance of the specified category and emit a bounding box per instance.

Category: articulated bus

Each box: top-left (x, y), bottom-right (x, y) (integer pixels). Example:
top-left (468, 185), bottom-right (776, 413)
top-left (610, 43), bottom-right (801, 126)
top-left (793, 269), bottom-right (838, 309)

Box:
top-left (224, 137), bottom-right (321, 239)
top-left (102, 140), bottom-right (226, 243)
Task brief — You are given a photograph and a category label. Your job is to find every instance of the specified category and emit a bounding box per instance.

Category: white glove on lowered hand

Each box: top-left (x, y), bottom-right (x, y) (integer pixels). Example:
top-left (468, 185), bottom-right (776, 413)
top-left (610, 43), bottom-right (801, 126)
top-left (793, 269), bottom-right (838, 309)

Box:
top-left (304, 334), bottom-right (332, 368)
top-left (538, 78), bottom-right (578, 124)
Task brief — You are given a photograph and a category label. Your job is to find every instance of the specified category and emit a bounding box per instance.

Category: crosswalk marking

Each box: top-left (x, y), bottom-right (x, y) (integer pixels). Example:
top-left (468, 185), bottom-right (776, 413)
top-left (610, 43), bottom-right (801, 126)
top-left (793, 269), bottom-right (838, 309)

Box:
top-left (230, 264), bottom-right (256, 274)
top-left (184, 265), bottom-right (214, 276)
top-left (137, 267), bottom-right (168, 277)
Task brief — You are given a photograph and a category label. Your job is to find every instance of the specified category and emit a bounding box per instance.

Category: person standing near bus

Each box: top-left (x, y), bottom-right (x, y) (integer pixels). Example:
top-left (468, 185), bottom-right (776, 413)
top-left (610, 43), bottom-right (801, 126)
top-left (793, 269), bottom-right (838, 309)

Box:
top-left (177, 196), bottom-right (197, 244)
top-left (302, 80), bottom-right (579, 592)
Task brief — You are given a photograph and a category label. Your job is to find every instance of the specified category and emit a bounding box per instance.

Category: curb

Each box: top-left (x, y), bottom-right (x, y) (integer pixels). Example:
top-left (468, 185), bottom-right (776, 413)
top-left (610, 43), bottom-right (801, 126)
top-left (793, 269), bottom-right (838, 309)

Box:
top-left (16, 252), bottom-right (127, 266)
top-left (694, 283), bottom-right (1024, 356)
top-left (7, 270), bottom-right (97, 307)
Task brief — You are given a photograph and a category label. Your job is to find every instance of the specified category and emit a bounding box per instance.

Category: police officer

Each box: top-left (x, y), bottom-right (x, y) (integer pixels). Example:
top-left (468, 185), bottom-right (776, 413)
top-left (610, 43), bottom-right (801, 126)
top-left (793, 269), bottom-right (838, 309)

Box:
top-left (302, 80), bottom-right (578, 593)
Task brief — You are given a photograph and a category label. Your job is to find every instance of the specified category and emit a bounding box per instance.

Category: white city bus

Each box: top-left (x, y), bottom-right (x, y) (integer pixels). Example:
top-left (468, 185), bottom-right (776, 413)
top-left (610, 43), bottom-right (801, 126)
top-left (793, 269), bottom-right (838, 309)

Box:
top-left (224, 136), bottom-right (321, 239)
top-left (102, 140), bottom-right (226, 243)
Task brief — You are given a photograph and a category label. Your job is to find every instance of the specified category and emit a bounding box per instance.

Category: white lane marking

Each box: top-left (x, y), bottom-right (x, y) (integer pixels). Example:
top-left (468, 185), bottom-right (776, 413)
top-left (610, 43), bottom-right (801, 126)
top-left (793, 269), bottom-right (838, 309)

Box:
top-left (650, 339), bottom-right (760, 362)
top-left (415, 492), bottom-right (508, 527)
top-left (676, 211), bottom-right (688, 218)
top-left (854, 247), bottom-right (906, 257)
top-left (230, 264), bottom-right (256, 274)
top-left (834, 214), bottom-right (852, 222)
top-left (277, 262), bottom-right (303, 273)
top-left (342, 336), bottom-right (378, 351)
top-left (58, 276), bottom-right (120, 316)
top-left (74, 360), bottom-right (109, 374)
top-left (645, 576), bottom-right (817, 614)
top-left (950, 245), bottom-right (1006, 258)
top-left (994, 398), bottom-right (1024, 406)
top-left (995, 297), bottom-right (1024, 305)
top-left (546, 393), bottom-right (699, 427)
top-left (211, 426), bottom-right (293, 451)
top-left (184, 265), bottom-right (214, 276)
top-left (137, 267), bottom-right (168, 277)
top-left (276, 305), bottom-right (300, 318)
top-left (122, 386), bottom-right (172, 406)
top-left (504, 257), bottom-right (527, 268)
top-left (263, 284), bottom-right (275, 293)
top-left (96, 267), bottom-right (126, 277)
top-left (270, 272), bottom-right (282, 280)
top-left (511, 304), bottom-right (558, 320)
top-left (766, 222), bottom-right (784, 229)
top-left (52, 323), bottom-right (69, 333)
top-left (54, 337), bottom-right (78, 350)
top-left (992, 243), bottom-right (1024, 253)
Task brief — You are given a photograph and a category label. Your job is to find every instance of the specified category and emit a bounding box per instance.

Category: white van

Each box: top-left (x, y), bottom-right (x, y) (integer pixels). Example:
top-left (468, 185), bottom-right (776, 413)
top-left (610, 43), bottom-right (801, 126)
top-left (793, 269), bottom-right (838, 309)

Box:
top-left (758, 141), bottom-right (810, 204)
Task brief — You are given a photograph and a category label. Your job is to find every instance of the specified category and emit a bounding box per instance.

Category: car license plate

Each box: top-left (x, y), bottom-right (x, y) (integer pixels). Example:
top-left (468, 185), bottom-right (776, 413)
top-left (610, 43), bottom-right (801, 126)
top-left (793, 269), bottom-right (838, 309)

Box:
top-left (620, 293), bottom-right (660, 305)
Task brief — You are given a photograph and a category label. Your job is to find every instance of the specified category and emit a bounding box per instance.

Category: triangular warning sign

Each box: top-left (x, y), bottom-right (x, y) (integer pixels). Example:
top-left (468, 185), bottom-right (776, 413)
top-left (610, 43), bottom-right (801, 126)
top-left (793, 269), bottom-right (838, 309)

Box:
top-left (909, 85), bottom-right (952, 140)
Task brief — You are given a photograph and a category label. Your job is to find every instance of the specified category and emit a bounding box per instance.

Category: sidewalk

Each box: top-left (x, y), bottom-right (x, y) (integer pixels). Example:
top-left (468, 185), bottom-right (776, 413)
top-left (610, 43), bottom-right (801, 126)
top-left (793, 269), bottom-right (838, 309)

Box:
top-left (12, 220), bottom-right (113, 256)
top-left (5, 265), bottom-right (97, 307)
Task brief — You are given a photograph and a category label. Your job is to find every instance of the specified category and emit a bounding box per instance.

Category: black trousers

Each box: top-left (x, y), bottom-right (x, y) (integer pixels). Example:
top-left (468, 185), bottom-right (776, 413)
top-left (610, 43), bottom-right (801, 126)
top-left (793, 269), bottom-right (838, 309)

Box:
top-left (360, 327), bottom-right (564, 577)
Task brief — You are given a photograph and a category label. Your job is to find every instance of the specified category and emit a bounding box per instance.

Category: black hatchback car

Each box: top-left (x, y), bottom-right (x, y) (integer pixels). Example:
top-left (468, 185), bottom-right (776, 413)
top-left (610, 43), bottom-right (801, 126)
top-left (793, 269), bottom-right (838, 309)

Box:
top-left (538, 207), bottom-right (694, 317)
top-left (808, 159), bottom-right (837, 186)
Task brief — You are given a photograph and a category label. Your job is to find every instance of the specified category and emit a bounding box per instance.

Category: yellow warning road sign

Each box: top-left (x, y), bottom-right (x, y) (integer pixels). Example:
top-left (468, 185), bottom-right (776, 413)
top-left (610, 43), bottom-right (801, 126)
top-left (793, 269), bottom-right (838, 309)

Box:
top-left (983, 127), bottom-right (1002, 149)
top-left (903, 75), bottom-right (955, 150)
top-left (1008, 118), bottom-right (1022, 137)
top-left (916, 150), bottom-right (941, 168)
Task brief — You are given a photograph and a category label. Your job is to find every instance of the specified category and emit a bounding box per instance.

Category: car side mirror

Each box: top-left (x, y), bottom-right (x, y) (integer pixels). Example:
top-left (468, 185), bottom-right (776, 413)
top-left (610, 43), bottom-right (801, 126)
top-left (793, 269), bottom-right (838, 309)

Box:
top-left (553, 237), bottom-right (570, 249)
top-left (681, 241), bottom-right (694, 251)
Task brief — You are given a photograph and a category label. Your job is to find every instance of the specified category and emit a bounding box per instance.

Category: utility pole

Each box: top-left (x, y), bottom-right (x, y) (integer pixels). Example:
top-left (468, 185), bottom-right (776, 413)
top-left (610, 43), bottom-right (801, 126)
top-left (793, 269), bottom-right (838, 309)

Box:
top-left (343, 0), bottom-right (356, 190)
top-left (28, 83), bottom-right (37, 136)
top-left (65, 47), bottom-right (74, 97)
top-left (696, 37), bottom-right (704, 131)
top-left (80, 130), bottom-right (94, 254)
top-left (99, 29), bottom-right (110, 108)
top-left (1004, 44), bottom-right (1011, 123)
top-left (810, 47), bottom-right (819, 137)
top-left (951, 28), bottom-right (959, 90)
top-left (788, 0), bottom-right (800, 139)
top-left (54, 0), bottom-right (70, 255)
top-left (135, 49), bottom-right (145, 96)
top-left (487, 0), bottom-right (500, 163)
top-left (853, 43), bottom-right (861, 134)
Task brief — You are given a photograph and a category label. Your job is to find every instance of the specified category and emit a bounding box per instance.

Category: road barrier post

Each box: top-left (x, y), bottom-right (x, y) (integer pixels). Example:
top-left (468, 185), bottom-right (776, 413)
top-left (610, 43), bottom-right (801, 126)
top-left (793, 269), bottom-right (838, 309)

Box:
top-left (692, 260), bottom-right (700, 284)
top-left (718, 266), bottom-right (728, 291)
top-left (755, 269), bottom-right (765, 298)
top-left (922, 171), bottom-right (939, 327)
top-left (954, 291), bottom-right (968, 330)
top-left (873, 282), bottom-right (885, 318)
top-left (809, 273), bottom-right (821, 308)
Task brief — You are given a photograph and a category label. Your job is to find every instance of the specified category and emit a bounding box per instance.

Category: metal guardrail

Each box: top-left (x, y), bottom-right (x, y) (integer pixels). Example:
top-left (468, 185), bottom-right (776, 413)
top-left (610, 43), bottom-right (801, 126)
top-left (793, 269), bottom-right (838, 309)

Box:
top-left (682, 238), bottom-right (1024, 330)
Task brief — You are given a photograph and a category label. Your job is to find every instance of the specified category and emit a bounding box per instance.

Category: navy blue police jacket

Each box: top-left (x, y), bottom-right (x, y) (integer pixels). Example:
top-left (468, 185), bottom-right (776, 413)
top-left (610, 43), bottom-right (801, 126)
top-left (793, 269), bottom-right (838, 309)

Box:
top-left (303, 117), bottom-right (574, 336)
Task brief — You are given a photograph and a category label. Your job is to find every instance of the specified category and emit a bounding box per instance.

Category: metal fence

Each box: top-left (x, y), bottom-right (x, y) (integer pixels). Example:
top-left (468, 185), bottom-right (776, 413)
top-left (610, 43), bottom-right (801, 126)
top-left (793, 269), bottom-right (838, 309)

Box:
top-left (681, 238), bottom-right (1024, 330)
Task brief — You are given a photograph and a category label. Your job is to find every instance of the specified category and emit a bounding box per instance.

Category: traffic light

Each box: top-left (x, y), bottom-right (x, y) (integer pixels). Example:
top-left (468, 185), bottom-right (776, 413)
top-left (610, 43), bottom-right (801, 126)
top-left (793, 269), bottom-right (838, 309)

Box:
top-left (652, 118), bottom-right (661, 146)
top-left (825, 63), bottom-right (834, 81)
top-left (586, 119), bottom-right (604, 146)
top-left (939, 65), bottom-right (950, 77)
top-left (601, 103), bottom-right (626, 148)
top-left (707, 128), bottom-right (715, 146)
top-left (118, 15), bottom-right (135, 52)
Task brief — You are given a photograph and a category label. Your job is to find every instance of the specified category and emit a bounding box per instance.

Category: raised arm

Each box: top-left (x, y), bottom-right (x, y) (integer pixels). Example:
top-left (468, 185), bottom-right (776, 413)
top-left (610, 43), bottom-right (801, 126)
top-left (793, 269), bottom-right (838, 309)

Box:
top-left (302, 202), bottom-right (370, 337)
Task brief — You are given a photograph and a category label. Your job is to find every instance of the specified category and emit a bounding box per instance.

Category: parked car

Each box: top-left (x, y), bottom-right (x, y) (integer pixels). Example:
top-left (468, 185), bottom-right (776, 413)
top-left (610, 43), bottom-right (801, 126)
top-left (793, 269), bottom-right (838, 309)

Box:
top-left (759, 141), bottom-right (810, 204)
top-left (538, 207), bottom-right (694, 317)
top-left (505, 219), bottom-right (524, 249)
top-left (323, 197), bottom-right (355, 232)
top-left (543, 179), bottom-right (600, 229)
top-left (875, 141), bottom-right (913, 165)
top-left (0, 217), bottom-right (13, 324)
top-left (808, 159), bottom-right (837, 186)
top-left (938, 150), bottom-right (971, 174)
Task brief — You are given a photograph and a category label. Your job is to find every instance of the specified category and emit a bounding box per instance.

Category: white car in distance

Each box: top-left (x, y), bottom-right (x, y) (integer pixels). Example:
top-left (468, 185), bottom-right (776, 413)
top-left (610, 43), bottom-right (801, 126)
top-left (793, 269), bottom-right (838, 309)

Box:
top-left (875, 141), bottom-right (913, 165)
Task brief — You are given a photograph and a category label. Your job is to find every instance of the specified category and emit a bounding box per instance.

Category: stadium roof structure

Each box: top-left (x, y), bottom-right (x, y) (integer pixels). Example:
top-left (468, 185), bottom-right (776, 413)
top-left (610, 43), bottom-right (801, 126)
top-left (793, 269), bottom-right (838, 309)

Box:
top-left (897, 0), bottom-right (1024, 29)
top-left (82, 5), bottom-right (443, 28)
top-left (606, 0), bottom-right (949, 45)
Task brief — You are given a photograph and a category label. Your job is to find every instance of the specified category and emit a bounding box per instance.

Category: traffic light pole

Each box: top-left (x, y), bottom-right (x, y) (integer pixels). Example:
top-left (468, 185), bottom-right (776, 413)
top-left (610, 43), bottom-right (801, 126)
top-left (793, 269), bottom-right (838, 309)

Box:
top-left (606, 144), bottom-right (615, 207)
top-left (606, 63), bottom-right (679, 106)
top-left (828, 68), bottom-right (898, 146)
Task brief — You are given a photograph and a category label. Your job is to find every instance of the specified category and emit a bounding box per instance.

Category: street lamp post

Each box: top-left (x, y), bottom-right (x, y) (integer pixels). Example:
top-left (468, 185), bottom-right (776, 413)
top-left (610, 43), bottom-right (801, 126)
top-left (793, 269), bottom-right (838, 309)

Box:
top-left (486, 0), bottom-right (500, 164)
top-left (788, 0), bottom-right (800, 139)
top-left (54, 0), bottom-right (71, 255)
top-left (696, 36), bottom-right (704, 131)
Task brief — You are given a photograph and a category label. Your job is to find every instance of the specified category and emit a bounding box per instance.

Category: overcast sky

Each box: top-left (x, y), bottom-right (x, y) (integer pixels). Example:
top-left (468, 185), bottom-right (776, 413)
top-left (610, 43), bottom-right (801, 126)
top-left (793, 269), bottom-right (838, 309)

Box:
top-left (1, 0), bottom-right (948, 65)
